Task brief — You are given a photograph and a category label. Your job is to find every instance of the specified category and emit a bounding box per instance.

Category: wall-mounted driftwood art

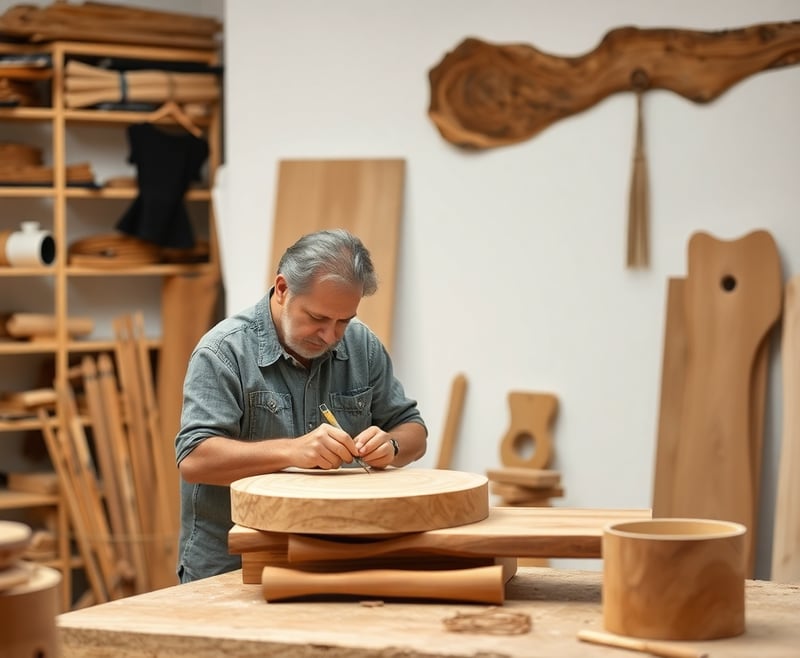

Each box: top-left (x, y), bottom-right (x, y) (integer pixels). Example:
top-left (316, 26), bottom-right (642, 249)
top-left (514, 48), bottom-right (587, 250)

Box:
top-left (428, 22), bottom-right (800, 268)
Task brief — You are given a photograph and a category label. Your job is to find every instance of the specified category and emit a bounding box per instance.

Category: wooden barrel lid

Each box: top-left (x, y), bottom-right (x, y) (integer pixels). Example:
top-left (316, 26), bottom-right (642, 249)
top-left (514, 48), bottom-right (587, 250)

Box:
top-left (0, 521), bottom-right (31, 570)
top-left (231, 468), bottom-right (489, 534)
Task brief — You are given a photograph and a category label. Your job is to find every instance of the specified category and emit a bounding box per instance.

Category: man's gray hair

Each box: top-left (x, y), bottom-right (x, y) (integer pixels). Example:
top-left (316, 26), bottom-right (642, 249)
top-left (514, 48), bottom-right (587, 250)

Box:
top-left (277, 229), bottom-right (378, 296)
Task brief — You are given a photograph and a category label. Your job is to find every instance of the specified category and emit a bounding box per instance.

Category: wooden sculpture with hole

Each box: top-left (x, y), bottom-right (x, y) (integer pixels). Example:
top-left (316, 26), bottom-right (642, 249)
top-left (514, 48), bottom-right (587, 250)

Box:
top-left (488, 391), bottom-right (563, 566)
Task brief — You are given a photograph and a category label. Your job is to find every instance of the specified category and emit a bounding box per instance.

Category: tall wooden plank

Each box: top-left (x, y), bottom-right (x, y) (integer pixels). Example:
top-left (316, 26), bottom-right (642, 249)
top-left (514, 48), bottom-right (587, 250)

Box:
top-left (773, 275), bottom-right (800, 582)
top-left (268, 159), bottom-right (406, 348)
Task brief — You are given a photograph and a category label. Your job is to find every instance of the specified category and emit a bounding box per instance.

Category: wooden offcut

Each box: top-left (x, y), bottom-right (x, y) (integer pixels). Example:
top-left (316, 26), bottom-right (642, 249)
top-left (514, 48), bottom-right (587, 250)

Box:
top-left (268, 159), bottom-right (405, 348)
top-left (231, 468), bottom-right (488, 535)
top-left (772, 275), bottom-right (800, 583)
top-left (498, 392), bottom-right (558, 470)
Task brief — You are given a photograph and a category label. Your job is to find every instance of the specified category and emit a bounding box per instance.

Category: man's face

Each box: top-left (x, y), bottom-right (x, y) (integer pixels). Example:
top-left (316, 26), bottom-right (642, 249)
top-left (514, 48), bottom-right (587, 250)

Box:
top-left (273, 275), bottom-right (362, 363)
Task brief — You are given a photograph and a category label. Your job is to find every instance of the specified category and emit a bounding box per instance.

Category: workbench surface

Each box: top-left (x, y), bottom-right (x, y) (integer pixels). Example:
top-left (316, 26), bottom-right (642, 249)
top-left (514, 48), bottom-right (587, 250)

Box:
top-left (58, 567), bottom-right (799, 657)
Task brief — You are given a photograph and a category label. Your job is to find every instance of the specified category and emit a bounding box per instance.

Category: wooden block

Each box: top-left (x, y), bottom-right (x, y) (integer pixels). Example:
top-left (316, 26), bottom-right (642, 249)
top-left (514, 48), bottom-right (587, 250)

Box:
top-left (7, 472), bottom-right (59, 495)
top-left (491, 482), bottom-right (564, 505)
top-left (486, 466), bottom-right (561, 488)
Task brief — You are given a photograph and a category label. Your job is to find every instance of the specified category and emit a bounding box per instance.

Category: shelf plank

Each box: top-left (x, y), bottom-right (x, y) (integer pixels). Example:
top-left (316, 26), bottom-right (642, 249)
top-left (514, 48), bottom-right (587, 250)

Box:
top-left (0, 107), bottom-right (54, 121)
top-left (0, 339), bottom-right (57, 354)
top-left (0, 489), bottom-right (59, 510)
top-left (0, 186), bottom-right (56, 197)
top-left (65, 187), bottom-right (211, 201)
top-left (67, 263), bottom-right (213, 276)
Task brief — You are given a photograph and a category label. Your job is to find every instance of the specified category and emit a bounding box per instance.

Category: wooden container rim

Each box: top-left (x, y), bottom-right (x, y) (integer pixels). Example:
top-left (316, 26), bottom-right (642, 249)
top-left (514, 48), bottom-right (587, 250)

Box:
top-left (604, 517), bottom-right (746, 540)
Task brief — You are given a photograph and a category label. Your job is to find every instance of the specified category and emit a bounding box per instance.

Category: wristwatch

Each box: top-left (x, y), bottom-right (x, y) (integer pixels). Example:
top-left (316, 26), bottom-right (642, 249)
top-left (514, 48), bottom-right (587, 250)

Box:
top-left (389, 437), bottom-right (399, 457)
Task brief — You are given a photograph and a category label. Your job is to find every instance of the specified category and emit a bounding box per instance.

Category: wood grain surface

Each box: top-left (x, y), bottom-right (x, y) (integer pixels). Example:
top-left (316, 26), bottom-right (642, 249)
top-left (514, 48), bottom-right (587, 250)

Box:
top-left (667, 231), bottom-right (781, 573)
top-left (0, 520), bottom-right (31, 570)
top-left (261, 564), bottom-right (506, 604)
top-left (57, 567), bottom-right (800, 658)
top-left (603, 519), bottom-right (746, 641)
top-left (228, 506), bottom-right (651, 560)
top-left (268, 159), bottom-right (405, 348)
top-left (499, 392), bottom-right (558, 469)
top-left (772, 275), bottom-right (800, 582)
top-left (231, 468), bottom-right (489, 534)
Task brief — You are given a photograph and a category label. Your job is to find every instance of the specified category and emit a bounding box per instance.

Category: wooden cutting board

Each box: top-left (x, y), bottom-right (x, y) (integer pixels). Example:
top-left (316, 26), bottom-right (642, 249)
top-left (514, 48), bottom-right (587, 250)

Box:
top-left (772, 274), bottom-right (800, 582)
top-left (230, 468), bottom-right (489, 535)
top-left (668, 230), bottom-right (782, 572)
top-left (228, 506), bottom-right (652, 559)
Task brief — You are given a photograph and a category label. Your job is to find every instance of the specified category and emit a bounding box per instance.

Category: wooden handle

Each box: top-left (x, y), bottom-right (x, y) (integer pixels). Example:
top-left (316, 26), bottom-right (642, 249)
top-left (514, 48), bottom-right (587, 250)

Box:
top-left (577, 630), bottom-right (708, 658)
top-left (261, 565), bottom-right (504, 604)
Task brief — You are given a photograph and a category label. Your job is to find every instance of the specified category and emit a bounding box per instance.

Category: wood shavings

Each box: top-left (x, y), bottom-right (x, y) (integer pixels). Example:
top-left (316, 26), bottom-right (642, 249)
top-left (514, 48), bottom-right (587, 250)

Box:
top-left (443, 607), bottom-right (532, 635)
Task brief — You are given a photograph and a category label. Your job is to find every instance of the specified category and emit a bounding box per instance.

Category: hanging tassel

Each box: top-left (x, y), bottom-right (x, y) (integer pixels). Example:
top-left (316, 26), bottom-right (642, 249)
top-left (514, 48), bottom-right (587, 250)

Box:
top-left (626, 91), bottom-right (650, 268)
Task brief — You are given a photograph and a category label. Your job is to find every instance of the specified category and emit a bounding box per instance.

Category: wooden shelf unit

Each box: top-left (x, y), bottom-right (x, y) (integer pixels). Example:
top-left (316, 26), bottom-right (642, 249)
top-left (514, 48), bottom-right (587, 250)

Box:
top-left (0, 38), bottom-right (222, 609)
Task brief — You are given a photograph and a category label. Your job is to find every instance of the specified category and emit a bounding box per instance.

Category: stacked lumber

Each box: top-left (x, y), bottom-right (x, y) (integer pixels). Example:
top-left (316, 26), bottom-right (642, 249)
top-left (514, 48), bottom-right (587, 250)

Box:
top-left (0, 142), bottom-right (95, 186)
top-left (0, 2), bottom-right (221, 50)
top-left (37, 312), bottom-right (179, 605)
top-left (64, 60), bottom-right (220, 109)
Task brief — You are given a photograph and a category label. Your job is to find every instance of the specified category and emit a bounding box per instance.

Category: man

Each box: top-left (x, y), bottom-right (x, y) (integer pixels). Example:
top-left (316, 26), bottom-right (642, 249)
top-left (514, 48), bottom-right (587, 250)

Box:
top-left (175, 229), bottom-right (427, 582)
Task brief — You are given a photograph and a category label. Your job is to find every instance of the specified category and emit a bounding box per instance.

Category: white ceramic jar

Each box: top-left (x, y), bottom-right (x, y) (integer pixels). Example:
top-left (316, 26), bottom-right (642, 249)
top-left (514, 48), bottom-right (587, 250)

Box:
top-left (0, 221), bottom-right (56, 267)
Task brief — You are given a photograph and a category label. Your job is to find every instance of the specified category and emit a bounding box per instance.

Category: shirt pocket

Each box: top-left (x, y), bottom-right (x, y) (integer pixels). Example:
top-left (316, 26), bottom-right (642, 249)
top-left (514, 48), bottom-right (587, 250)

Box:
top-left (248, 390), bottom-right (294, 439)
top-left (329, 387), bottom-right (373, 435)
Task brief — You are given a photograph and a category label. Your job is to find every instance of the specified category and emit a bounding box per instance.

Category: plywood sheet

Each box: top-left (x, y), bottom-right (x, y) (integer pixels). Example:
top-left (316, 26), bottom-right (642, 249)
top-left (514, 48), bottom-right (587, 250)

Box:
top-left (268, 159), bottom-right (405, 348)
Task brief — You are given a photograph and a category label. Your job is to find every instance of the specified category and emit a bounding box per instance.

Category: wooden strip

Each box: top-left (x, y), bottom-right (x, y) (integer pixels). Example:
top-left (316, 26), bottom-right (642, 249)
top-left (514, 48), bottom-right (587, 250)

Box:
top-left (773, 275), bottom-right (800, 582)
top-left (131, 312), bottom-right (177, 588)
top-left (652, 278), bottom-right (687, 515)
top-left (435, 373), bottom-right (467, 469)
top-left (81, 355), bottom-right (132, 578)
top-left (499, 392), bottom-right (557, 469)
top-left (97, 354), bottom-right (149, 594)
top-left (37, 407), bottom-right (108, 604)
top-left (57, 379), bottom-right (127, 599)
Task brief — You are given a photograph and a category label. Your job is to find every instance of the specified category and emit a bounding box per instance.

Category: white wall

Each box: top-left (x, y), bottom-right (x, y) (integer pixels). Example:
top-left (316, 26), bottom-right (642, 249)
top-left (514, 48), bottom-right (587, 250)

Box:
top-left (223, 0), bottom-right (800, 578)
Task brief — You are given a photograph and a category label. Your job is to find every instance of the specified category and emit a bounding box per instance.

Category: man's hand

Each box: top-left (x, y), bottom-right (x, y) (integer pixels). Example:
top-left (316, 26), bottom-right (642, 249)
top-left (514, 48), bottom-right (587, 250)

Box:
top-left (292, 423), bottom-right (362, 470)
top-left (353, 426), bottom-right (396, 469)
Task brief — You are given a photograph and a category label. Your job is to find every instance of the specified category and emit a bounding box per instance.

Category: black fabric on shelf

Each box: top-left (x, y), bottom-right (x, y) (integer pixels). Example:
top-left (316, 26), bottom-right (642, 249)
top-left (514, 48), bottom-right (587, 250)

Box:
top-left (116, 123), bottom-right (209, 249)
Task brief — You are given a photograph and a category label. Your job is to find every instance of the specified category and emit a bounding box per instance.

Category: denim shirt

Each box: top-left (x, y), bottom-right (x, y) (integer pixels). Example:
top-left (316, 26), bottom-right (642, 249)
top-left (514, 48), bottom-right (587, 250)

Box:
top-left (175, 293), bottom-right (426, 581)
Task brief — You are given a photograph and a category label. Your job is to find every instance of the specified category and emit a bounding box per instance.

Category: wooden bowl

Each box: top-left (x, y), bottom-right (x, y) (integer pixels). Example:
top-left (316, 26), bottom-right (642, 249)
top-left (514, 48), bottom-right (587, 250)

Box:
top-left (602, 518), bottom-right (746, 641)
top-left (0, 521), bottom-right (32, 570)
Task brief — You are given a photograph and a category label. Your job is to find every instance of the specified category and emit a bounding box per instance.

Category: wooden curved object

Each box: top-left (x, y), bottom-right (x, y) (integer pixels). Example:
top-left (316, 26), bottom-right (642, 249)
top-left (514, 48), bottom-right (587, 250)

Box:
top-left (261, 564), bottom-right (504, 604)
top-left (436, 372), bottom-right (468, 469)
top-left (499, 392), bottom-right (557, 469)
top-left (429, 22), bottom-right (800, 148)
top-left (231, 468), bottom-right (489, 535)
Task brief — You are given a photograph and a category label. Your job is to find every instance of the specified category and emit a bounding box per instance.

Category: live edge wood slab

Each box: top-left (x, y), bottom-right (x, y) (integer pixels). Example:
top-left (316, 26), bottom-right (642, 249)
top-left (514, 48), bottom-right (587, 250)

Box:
top-left (57, 567), bottom-right (800, 658)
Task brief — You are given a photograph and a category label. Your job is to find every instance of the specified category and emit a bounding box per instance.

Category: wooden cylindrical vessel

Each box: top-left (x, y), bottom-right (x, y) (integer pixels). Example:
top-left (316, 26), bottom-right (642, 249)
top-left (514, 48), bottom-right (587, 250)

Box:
top-left (0, 564), bottom-right (61, 657)
top-left (602, 518), bottom-right (746, 641)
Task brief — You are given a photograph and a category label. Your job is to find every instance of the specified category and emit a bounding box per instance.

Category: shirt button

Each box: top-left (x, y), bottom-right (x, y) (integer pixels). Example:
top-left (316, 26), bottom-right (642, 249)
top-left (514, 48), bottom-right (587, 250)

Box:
top-left (358, 400), bottom-right (364, 409)
top-left (308, 422), bottom-right (314, 430)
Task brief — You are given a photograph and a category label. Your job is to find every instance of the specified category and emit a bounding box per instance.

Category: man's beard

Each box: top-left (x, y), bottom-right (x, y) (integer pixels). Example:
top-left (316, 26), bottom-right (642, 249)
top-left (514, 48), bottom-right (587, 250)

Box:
top-left (280, 310), bottom-right (335, 361)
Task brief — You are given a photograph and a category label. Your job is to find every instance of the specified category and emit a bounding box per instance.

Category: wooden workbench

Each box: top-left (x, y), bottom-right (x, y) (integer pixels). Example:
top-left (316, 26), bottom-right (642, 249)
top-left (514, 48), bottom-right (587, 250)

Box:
top-left (57, 567), bottom-right (799, 657)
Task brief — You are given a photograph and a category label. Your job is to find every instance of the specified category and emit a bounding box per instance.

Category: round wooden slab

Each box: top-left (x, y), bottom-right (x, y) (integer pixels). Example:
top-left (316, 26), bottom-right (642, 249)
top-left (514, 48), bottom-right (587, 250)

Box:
top-left (231, 468), bottom-right (489, 535)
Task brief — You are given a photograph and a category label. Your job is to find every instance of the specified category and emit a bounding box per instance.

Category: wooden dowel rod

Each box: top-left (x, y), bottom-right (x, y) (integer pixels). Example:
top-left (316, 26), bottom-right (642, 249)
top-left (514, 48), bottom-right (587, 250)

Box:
top-left (577, 630), bottom-right (708, 658)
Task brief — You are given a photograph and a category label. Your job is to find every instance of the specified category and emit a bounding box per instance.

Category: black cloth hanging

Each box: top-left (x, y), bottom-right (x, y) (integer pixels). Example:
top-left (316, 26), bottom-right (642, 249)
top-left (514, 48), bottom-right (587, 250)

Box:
top-left (116, 122), bottom-right (209, 249)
